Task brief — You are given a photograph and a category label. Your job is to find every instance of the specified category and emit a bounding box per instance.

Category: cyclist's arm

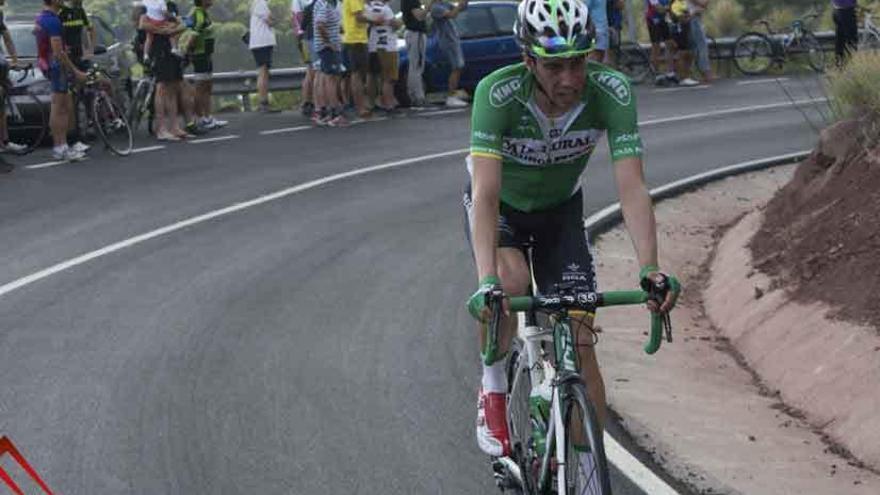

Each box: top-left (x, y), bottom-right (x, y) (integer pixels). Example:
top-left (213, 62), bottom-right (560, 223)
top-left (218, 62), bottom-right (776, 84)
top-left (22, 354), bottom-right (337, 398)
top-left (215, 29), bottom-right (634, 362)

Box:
top-left (50, 35), bottom-right (85, 80)
top-left (1, 30), bottom-right (16, 66)
top-left (470, 154), bottom-right (502, 281)
top-left (587, 0), bottom-right (608, 59)
top-left (614, 157), bottom-right (658, 272)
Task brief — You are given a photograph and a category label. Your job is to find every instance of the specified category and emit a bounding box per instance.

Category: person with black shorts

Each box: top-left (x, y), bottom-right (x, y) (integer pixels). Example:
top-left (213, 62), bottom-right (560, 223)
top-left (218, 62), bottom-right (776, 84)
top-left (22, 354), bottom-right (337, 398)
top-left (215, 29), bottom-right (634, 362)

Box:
top-left (140, 5), bottom-right (190, 141)
top-left (669, 0), bottom-right (699, 86)
top-left (644, 0), bottom-right (676, 83)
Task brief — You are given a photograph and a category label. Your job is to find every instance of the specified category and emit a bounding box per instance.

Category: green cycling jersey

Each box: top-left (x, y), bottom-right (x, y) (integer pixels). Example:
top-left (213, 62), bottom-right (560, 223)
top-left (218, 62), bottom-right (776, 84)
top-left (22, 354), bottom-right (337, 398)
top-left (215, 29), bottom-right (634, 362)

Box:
top-left (469, 61), bottom-right (644, 212)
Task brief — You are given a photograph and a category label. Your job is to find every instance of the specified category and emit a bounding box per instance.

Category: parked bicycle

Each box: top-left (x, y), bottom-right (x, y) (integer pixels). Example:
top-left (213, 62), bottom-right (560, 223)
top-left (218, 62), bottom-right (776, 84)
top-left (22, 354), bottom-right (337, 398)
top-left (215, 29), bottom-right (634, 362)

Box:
top-left (1, 64), bottom-right (48, 155)
top-left (128, 66), bottom-right (156, 136)
top-left (71, 66), bottom-right (134, 156)
top-left (482, 257), bottom-right (674, 494)
top-left (858, 6), bottom-right (880, 51)
top-left (608, 36), bottom-right (652, 85)
top-left (733, 12), bottom-right (826, 75)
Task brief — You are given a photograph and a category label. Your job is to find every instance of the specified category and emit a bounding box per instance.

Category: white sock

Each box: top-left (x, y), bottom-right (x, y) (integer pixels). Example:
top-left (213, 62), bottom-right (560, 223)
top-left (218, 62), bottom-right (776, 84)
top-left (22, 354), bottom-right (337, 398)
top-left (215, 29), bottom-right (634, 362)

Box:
top-left (481, 359), bottom-right (507, 393)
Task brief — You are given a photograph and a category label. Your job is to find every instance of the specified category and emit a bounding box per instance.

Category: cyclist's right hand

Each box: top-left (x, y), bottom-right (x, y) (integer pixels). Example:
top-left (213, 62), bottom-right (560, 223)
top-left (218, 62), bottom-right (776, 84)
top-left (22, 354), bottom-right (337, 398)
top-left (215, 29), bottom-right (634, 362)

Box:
top-left (73, 70), bottom-right (88, 83)
top-left (467, 275), bottom-right (504, 322)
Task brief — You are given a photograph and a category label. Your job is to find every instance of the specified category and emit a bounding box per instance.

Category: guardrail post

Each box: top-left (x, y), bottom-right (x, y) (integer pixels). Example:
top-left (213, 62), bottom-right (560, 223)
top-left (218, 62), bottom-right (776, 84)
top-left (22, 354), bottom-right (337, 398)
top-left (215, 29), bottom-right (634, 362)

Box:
top-left (240, 93), bottom-right (251, 112)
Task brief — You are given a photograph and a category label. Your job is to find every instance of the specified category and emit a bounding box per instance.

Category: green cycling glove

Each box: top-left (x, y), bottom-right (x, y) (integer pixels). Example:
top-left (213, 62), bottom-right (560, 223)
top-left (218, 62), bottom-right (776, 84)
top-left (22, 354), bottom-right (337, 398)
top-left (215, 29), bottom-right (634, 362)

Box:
top-left (467, 275), bottom-right (502, 320)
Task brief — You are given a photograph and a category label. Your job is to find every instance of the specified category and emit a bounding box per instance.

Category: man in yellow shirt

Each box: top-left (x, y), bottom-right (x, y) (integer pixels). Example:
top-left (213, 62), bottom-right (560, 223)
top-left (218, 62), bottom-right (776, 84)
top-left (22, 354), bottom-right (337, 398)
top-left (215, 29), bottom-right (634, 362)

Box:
top-left (342, 0), bottom-right (376, 117)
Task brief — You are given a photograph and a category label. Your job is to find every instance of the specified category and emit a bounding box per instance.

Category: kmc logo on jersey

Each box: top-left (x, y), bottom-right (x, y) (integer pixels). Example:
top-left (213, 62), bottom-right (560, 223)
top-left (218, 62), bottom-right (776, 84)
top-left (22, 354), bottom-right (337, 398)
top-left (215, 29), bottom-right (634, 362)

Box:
top-left (591, 71), bottom-right (631, 106)
top-left (489, 76), bottom-right (522, 108)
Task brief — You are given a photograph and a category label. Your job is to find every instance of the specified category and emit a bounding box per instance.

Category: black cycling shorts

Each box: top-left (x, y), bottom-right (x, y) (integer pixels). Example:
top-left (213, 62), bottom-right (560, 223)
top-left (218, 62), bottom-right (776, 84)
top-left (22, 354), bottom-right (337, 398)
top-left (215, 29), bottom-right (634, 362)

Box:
top-left (463, 186), bottom-right (598, 295)
top-left (671, 21), bottom-right (690, 50)
top-left (647, 19), bottom-right (670, 44)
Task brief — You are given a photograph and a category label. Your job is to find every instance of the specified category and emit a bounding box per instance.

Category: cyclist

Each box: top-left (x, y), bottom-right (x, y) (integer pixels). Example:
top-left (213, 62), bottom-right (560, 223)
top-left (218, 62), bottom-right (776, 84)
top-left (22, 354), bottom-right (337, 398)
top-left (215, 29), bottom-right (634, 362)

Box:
top-left (59, 0), bottom-right (96, 154)
top-left (464, 0), bottom-right (680, 468)
top-left (35, 0), bottom-right (88, 161)
top-left (0, 0), bottom-right (28, 157)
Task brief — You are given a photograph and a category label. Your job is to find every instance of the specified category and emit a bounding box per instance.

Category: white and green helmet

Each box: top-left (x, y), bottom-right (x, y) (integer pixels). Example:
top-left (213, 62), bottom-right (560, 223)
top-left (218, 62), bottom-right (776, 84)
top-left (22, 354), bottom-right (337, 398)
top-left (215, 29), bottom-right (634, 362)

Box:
top-left (515, 0), bottom-right (593, 58)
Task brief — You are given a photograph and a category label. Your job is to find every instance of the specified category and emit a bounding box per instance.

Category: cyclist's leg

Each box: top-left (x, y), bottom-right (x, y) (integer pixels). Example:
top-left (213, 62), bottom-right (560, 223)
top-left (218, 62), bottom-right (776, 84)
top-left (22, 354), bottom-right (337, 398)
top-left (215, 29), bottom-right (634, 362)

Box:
top-left (531, 190), bottom-right (605, 426)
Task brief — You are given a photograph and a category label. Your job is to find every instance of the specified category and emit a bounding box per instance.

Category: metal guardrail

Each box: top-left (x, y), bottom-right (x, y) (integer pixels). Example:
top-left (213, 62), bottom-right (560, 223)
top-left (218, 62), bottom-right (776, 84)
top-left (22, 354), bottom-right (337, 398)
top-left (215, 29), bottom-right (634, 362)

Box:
top-left (196, 31), bottom-right (839, 101)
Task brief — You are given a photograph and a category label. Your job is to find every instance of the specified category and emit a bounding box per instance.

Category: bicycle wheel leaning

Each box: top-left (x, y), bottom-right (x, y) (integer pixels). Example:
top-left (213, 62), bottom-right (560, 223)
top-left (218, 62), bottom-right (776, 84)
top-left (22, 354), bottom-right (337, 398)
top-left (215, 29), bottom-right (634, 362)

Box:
top-left (92, 91), bottom-right (133, 156)
top-left (562, 381), bottom-right (611, 495)
top-left (733, 32), bottom-right (774, 75)
top-left (127, 78), bottom-right (150, 132)
top-left (799, 31), bottom-right (826, 73)
top-left (6, 88), bottom-right (48, 155)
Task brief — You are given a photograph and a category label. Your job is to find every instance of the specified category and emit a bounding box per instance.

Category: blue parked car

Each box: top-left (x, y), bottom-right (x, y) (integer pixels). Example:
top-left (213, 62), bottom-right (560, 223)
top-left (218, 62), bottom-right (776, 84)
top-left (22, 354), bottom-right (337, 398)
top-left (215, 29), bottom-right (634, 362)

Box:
top-left (396, 0), bottom-right (520, 106)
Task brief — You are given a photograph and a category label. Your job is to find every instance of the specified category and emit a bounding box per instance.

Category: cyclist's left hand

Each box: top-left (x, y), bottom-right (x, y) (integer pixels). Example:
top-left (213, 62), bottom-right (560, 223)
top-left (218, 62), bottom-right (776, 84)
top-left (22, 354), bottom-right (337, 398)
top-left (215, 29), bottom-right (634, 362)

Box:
top-left (640, 270), bottom-right (681, 314)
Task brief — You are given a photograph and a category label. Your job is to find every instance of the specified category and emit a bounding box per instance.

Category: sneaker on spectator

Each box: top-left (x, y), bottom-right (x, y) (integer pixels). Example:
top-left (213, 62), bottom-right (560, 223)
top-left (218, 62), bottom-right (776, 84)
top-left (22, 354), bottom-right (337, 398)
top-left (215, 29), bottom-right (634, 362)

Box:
top-left (71, 141), bottom-right (91, 153)
top-left (301, 102), bottom-right (315, 117)
top-left (0, 141), bottom-right (28, 154)
top-left (156, 130), bottom-right (182, 142)
top-left (208, 117), bottom-right (228, 128)
top-left (311, 111), bottom-right (329, 127)
top-left (52, 146), bottom-right (86, 162)
top-left (185, 121), bottom-right (206, 136)
top-left (679, 78), bottom-right (700, 87)
top-left (453, 89), bottom-right (470, 101)
top-left (327, 114), bottom-right (350, 127)
top-left (445, 95), bottom-right (468, 108)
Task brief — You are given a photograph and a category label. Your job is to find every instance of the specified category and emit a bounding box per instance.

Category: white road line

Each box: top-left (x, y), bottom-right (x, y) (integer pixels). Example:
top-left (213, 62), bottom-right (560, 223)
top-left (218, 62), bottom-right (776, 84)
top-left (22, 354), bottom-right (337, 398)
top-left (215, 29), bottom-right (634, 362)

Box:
top-left (0, 148), bottom-right (469, 298)
top-left (131, 145), bottom-right (166, 154)
top-left (737, 77), bottom-right (790, 85)
top-left (605, 433), bottom-right (681, 495)
top-left (189, 134), bottom-right (240, 144)
top-left (652, 85), bottom-right (711, 93)
top-left (260, 125), bottom-right (312, 135)
top-left (419, 108), bottom-right (468, 117)
top-left (351, 116), bottom-right (389, 125)
top-left (639, 98), bottom-right (827, 126)
top-left (24, 160), bottom-right (67, 170)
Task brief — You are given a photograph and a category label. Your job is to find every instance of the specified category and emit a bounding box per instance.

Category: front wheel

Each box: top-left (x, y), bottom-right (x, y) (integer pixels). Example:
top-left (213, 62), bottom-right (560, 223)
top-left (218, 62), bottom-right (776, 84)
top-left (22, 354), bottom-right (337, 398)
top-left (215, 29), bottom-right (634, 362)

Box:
top-left (92, 92), bottom-right (133, 156)
top-left (561, 382), bottom-right (611, 495)
top-left (733, 32), bottom-right (774, 75)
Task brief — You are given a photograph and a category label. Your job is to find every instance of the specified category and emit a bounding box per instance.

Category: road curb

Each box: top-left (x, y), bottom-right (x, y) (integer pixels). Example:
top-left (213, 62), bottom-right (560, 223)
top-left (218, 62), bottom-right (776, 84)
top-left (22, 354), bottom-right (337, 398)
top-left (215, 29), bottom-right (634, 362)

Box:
top-left (583, 150), bottom-right (812, 238)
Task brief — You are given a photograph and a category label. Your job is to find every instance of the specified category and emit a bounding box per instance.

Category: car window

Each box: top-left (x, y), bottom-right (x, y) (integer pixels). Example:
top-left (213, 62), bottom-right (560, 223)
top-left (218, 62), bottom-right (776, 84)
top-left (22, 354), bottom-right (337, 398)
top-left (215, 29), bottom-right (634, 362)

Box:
top-left (6, 25), bottom-right (38, 59)
top-left (455, 7), bottom-right (496, 40)
top-left (490, 5), bottom-right (516, 36)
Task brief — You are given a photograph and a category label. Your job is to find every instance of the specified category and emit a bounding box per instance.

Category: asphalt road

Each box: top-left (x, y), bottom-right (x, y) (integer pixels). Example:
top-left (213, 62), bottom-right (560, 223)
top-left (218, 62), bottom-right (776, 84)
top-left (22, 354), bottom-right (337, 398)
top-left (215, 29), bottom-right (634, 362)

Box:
top-left (0, 75), bottom-right (828, 494)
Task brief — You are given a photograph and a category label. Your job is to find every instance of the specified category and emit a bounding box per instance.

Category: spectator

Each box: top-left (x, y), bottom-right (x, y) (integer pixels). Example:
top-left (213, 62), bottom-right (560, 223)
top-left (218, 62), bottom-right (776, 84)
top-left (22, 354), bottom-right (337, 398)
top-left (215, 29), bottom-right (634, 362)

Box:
top-left (366, 0), bottom-right (401, 112)
top-left (585, 0), bottom-right (608, 62)
top-left (140, 2), bottom-right (191, 141)
top-left (189, 0), bottom-right (226, 130)
top-left (143, 0), bottom-right (184, 62)
top-left (250, 0), bottom-right (278, 112)
top-left (670, 0), bottom-right (699, 85)
top-left (431, 0), bottom-right (469, 107)
top-left (687, 0), bottom-right (715, 84)
top-left (342, 0), bottom-right (373, 118)
top-left (60, 0), bottom-right (97, 153)
top-left (604, 0), bottom-right (625, 67)
top-left (832, 0), bottom-right (858, 66)
top-left (131, 2), bottom-right (148, 65)
top-left (0, 0), bottom-right (27, 158)
top-left (292, 0), bottom-right (317, 116)
top-left (401, 0), bottom-right (429, 107)
top-left (645, 0), bottom-right (676, 83)
top-left (35, 0), bottom-right (87, 161)
top-left (313, 0), bottom-right (347, 126)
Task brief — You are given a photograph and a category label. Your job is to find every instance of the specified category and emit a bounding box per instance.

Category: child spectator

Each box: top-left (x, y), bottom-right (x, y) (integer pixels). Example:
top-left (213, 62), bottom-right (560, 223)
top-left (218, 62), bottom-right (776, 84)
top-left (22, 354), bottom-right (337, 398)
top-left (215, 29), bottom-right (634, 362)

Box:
top-left (142, 0), bottom-right (184, 62)
top-left (365, 0), bottom-right (400, 111)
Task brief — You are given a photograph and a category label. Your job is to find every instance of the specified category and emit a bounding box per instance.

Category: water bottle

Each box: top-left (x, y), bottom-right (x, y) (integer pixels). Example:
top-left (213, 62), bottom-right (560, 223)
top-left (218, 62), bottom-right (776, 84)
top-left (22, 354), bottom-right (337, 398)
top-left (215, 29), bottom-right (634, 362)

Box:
top-left (529, 361), bottom-right (554, 455)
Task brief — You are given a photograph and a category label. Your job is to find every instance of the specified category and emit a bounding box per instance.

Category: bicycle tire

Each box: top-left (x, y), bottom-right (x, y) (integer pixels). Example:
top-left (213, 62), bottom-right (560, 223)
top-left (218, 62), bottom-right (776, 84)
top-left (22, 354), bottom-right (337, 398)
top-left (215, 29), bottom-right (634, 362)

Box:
top-left (617, 43), bottom-right (652, 85)
top-left (859, 32), bottom-right (880, 51)
top-left (8, 90), bottom-right (48, 155)
top-left (733, 32), bottom-right (774, 75)
top-left (92, 92), bottom-right (133, 156)
top-left (561, 381), bottom-right (611, 495)
top-left (506, 339), bottom-right (536, 494)
top-left (799, 32), bottom-right (826, 73)
top-left (128, 79), bottom-right (150, 132)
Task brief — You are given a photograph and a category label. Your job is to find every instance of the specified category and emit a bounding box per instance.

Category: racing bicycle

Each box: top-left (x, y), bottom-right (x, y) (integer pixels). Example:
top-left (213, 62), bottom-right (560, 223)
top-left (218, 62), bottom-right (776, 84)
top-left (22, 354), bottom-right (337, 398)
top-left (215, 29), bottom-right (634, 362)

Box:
top-left (128, 66), bottom-right (156, 136)
top-left (71, 66), bottom-right (134, 156)
top-left (858, 7), bottom-right (880, 51)
top-left (733, 12), bottom-right (826, 75)
top-left (1, 64), bottom-right (48, 155)
top-left (481, 262), bottom-right (674, 494)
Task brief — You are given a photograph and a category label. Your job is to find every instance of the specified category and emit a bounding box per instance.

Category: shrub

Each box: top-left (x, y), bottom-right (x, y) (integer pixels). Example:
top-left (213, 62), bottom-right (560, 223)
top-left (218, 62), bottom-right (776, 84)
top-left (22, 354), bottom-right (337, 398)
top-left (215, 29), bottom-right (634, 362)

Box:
top-left (703, 0), bottom-right (746, 38)
top-left (825, 50), bottom-right (880, 121)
